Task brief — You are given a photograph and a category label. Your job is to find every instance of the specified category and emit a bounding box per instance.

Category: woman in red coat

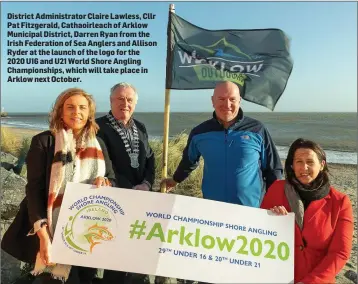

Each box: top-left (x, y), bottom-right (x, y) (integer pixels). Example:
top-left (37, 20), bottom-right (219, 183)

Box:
top-left (261, 138), bottom-right (353, 284)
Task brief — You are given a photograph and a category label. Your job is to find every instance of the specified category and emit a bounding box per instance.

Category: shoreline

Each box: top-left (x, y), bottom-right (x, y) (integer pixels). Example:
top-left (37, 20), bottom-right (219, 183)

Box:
top-left (2, 126), bottom-right (357, 166)
top-left (2, 111), bottom-right (356, 153)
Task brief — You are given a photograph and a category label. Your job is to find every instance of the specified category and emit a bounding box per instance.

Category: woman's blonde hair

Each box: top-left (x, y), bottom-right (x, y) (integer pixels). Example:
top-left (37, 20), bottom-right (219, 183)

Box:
top-left (49, 88), bottom-right (99, 138)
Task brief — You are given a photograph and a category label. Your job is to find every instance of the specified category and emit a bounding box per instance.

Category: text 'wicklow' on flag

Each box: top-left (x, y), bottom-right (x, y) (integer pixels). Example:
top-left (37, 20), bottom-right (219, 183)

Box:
top-left (165, 12), bottom-right (293, 111)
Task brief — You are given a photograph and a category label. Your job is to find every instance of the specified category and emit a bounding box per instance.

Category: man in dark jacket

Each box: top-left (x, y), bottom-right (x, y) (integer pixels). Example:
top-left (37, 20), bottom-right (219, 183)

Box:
top-left (162, 81), bottom-right (282, 207)
top-left (161, 81), bottom-right (283, 284)
top-left (96, 82), bottom-right (155, 284)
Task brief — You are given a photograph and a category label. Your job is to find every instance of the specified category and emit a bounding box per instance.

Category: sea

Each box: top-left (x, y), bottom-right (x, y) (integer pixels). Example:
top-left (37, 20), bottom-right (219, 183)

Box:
top-left (1, 112), bottom-right (357, 165)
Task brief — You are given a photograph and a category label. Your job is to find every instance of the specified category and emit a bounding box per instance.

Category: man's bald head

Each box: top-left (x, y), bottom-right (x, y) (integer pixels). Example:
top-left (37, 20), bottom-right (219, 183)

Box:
top-left (213, 81), bottom-right (241, 99)
top-left (211, 81), bottom-right (241, 128)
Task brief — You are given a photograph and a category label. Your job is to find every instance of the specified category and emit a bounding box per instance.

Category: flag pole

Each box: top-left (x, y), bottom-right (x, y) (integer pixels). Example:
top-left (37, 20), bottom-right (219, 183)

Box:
top-left (161, 3), bottom-right (175, 193)
top-left (161, 88), bottom-right (170, 193)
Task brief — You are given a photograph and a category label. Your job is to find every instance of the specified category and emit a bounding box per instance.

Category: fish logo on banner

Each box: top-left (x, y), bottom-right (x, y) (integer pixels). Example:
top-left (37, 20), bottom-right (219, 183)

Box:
top-left (61, 196), bottom-right (125, 255)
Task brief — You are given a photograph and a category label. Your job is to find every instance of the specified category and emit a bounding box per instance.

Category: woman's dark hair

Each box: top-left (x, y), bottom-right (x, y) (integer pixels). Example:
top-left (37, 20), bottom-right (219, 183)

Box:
top-left (285, 138), bottom-right (329, 184)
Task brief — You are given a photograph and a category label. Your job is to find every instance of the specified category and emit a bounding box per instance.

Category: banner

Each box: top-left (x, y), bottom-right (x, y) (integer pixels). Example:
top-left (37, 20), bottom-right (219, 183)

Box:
top-left (52, 182), bottom-right (294, 283)
top-left (165, 12), bottom-right (293, 111)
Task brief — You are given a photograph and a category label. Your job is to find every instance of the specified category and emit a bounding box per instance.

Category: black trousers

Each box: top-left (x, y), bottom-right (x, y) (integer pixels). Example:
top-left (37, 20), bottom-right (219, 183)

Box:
top-left (39, 266), bottom-right (97, 284)
top-left (101, 270), bottom-right (127, 284)
top-left (102, 270), bottom-right (149, 284)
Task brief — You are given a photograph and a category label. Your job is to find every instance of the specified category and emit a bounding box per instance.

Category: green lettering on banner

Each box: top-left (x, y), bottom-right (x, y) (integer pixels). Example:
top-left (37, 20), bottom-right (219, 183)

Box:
top-left (277, 242), bottom-right (290, 261)
top-left (131, 220), bottom-right (290, 261)
top-left (167, 229), bottom-right (179, 243)
top-left (264, 240), bottom-right (276, 259)
top-left (250, 238), bottom-right (263, 257)
top-left (236, 235), bottom-right (249, 255)
top-left (201, 235), bottom-right (215, 249)
top-left (192, 65), bottom-right (246, 86)
top-left (179, 226), bottom-right (193, 246)
top-left (216, 237), bottom-right (236, 252)
top-left (194, 228), bottom-right (200, 247)
top-left (146, 223), bottom-right (166, 242)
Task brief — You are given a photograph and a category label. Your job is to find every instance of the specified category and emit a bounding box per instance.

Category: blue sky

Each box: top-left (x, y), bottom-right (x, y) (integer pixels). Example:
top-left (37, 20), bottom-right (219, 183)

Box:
top-left (1, 1), bottom-right (357, 113)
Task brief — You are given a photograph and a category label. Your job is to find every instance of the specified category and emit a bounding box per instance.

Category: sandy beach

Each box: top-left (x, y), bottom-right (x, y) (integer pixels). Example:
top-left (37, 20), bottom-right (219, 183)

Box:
top-left (1, 125), bottom-right (357, 282)
top-left (321, 163), bottom-right (357, 281)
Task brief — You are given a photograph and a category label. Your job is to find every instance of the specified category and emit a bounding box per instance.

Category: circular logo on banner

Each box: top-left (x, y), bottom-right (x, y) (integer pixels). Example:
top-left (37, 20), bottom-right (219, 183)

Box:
top-left (61, 197), bottom-right (124, 255)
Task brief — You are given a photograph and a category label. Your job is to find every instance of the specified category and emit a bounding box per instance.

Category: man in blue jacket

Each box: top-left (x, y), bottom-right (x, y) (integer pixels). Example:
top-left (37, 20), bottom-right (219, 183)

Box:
top-left (162, 81), bottom-right (283, 208)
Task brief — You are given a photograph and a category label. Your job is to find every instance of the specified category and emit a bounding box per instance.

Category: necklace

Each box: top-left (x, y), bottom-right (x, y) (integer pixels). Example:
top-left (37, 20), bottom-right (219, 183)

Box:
top-left (107, 113), bottom-right (140, 168)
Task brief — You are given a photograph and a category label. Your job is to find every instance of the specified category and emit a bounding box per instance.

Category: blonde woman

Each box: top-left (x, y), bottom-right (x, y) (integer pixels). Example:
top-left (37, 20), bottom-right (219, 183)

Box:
top-left (2, 88), bottom-right (116, 284)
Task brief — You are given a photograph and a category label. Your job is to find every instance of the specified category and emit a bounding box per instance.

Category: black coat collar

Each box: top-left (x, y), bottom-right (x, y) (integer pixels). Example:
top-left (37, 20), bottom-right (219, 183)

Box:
top-left (212, 108), bottom-right (244, 130)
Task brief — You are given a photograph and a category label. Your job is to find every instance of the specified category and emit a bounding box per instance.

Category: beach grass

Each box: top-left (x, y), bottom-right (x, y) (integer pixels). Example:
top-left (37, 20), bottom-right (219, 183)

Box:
top-left (149, 132), bottom-right (203, 197)
top-left (0, 127), bottom-right (204, 197)
top-left (1, 127), bottom-right (22, 156)
top-left (1, 127), bottom-right (32, 159)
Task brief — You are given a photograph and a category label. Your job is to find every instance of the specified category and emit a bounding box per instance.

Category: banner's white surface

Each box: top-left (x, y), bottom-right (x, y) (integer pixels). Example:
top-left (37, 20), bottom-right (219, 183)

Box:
top-left (52, 182), bottom-right (294, 283)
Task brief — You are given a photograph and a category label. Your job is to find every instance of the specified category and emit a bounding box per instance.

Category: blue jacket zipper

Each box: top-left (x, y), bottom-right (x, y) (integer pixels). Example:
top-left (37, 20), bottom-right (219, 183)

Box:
top-left (225, 129), bottom-right (228, 202)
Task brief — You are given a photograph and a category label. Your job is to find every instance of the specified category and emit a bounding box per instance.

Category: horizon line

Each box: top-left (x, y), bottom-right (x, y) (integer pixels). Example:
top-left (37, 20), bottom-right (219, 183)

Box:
top-left (2, 111), bottom-right (357, 114)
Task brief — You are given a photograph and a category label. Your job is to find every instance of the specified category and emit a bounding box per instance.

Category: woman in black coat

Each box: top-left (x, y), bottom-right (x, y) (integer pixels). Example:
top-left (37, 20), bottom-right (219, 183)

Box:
top-left (2, 88), bottom-right (116, 284)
